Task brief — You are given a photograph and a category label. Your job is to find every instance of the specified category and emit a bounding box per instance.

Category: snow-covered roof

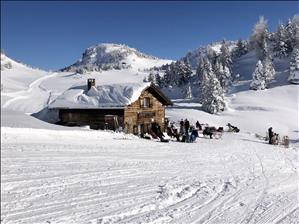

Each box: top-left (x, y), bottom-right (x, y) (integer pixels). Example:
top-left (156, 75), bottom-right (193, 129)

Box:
top-left (49, 82), bottom-right (153, 109)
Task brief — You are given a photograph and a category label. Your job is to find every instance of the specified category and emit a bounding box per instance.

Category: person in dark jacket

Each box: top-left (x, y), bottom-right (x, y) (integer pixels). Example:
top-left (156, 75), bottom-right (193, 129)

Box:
top-left (184, 119), bottom-right (190, 132)
top-left (179, 119), bottom-right (184, 137)
top-left (268, 127), bottom-right (274, 144)
top-left (179, 119), bottom-right (184, 127)
top-left (196, 121), bottom-right (202, 130)
top-left (184, 119), bottom-right (190, 142)
top-left (190, 128), bottom-right (199, 142)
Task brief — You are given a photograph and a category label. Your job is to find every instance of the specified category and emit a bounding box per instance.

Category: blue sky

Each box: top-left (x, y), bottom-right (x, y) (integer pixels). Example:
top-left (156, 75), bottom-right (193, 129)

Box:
top-left (1, 1), bottom-right (298, 70)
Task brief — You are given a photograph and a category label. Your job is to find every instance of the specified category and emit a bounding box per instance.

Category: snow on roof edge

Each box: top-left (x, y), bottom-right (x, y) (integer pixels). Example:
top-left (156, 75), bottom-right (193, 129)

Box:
top-left (49, 82), bottom-right (152, 109)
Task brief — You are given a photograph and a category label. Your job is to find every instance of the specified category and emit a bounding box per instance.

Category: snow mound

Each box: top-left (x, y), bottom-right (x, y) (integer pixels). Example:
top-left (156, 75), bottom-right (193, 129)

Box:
top-left (49, 82), bottom-right (151, 109)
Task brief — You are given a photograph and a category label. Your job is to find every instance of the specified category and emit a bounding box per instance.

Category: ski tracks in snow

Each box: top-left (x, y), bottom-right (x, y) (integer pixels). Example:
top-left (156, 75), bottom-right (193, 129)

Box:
top-left (1, 131), bottom-right (298, 223)
top-left (2, 72), bottom-right (58, 112)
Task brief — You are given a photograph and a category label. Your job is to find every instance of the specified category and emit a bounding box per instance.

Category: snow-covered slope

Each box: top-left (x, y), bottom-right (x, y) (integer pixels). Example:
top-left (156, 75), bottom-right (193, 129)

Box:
top-left (1, 53), bottom-right (54, 113)
top-left (61, 43), bottom-right (172, 73)
top-left (1, 53), bottom-right (49, 93)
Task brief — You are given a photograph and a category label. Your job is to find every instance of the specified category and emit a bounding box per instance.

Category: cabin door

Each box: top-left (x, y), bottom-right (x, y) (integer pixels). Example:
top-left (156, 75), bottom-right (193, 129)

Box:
top-left (104, 115), bottom-right (120, 131)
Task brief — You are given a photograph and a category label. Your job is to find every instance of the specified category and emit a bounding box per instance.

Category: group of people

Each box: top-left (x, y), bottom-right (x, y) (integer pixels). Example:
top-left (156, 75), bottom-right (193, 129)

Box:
top-left (166, 119), bottom-right (199, 143)
top-left (166, 119), bottom-right (227, 142)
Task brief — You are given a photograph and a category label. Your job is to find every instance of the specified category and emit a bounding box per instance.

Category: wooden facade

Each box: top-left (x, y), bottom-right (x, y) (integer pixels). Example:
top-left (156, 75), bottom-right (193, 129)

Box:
top-left (124, 88), bottom-right (166, 135)
top-left (58, 108), bottom-right (124, 130)
top-left (56, 84), bottom-right (172, 135)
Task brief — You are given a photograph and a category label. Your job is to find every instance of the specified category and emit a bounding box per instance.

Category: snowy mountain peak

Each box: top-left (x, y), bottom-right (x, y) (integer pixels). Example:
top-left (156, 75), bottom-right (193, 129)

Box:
top-left (85, 43), bottom-right (158, 60)
top-left (61, 43), bottom-right (172, 73)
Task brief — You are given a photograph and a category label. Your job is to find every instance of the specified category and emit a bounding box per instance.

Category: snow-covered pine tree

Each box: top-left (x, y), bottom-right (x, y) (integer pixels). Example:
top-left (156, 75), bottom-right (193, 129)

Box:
top-left (163, 65), bottom-right (173, 87)
top-left (234, 39), bottom-right (248, 58)
top-left (274, 24), bottom-right (289, 57)
top-left (161, 60), bottom-right (192, 87)
top-left (147, 73), bottom-right (155, 83)
top-left (250, 16), bottom-right (269, 60)
top-left (206, 45), bottom-right (217, 65)
top-left (184, 83), bottom-right (193, 99)
top-left (199, 59), bottom-right (210, 104)
top-left (285, 18), bottom-right (298, 55)
top-left (260, 35), bottom-right (269, 61)
top-left (219, 40), bottom-right (232, 68)
top-left (288, 47), bottom-right (299, 84)
top-left (155, 73), bottom-right (163, 87)
top-left (263, 55), bottom-right (275, 87)
top-left (214, 59), bottom-right (224, 87)
top-left (196, 57), bottom-right (205, 78)
top-left (250, 60), bottom-right (266, 90)
top-left (213, 40), bottom-right (233, 90)
top-left (199, 59), bottom-right (225, 114)
top-left (176, 60), bottom-right (192, 86)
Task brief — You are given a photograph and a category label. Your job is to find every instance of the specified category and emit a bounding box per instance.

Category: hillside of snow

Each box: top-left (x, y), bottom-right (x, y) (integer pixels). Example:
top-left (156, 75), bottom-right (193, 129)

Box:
top-left (1, 53), bottom-right (49, 93)
top-left (61, 43), bottom-right (172, 73)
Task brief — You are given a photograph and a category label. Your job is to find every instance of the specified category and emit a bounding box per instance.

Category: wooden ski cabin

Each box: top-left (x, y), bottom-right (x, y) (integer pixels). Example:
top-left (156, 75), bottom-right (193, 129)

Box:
top-left (49, 80), bottom-right (173, 135)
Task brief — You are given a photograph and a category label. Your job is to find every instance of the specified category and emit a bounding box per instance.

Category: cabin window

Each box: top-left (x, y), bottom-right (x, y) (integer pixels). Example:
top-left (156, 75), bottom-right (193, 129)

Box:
top-left (143, 97), bottom-right (150, 108)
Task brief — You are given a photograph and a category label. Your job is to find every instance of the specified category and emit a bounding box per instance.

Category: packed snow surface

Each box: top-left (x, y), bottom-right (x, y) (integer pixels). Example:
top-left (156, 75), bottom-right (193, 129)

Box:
top-left (1, 127), bottom-right (298, 223)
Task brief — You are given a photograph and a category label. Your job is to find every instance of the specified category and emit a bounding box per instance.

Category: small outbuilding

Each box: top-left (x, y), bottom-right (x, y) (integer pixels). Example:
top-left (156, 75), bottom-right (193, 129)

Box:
top-left (49, 79), bottom-right (173, 135)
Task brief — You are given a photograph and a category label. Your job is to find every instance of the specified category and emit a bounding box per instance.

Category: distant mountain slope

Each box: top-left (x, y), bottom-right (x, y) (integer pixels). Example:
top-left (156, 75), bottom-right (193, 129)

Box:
top-left (1, 52), bottom-right (49, 93)
top-left (61, 43), bottom-right (172, 73)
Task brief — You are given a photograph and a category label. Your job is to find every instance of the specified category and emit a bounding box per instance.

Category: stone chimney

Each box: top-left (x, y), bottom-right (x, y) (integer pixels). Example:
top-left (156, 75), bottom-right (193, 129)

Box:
top-left (87, 78), bottom-right (95, 90)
